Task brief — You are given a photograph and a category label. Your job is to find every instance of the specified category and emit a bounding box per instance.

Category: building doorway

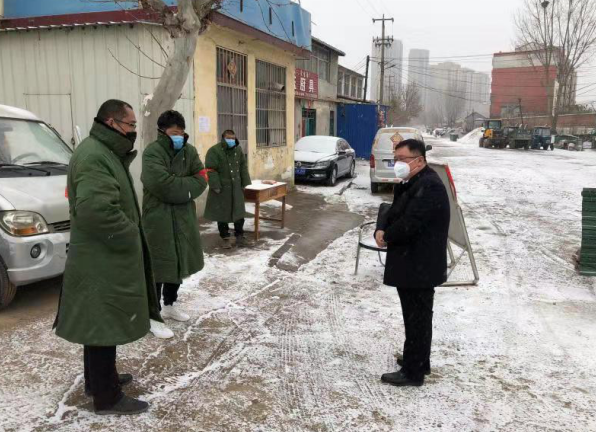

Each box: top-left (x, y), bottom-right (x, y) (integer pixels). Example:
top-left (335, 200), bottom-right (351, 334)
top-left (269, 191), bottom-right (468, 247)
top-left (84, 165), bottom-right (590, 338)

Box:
top-left (302, 108), bottom-right (316, 137)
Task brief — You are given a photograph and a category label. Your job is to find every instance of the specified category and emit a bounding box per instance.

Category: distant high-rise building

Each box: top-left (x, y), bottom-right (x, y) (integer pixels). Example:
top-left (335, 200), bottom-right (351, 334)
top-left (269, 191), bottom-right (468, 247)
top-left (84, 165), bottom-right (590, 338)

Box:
top-left (370, 39), bottom-right (403, 104)
top-left (426, 61), bottom-right (491, 123)
top-left (408, 49), bottom-right (430, 108)
top-left (407, 49), bottom-right (430, 101)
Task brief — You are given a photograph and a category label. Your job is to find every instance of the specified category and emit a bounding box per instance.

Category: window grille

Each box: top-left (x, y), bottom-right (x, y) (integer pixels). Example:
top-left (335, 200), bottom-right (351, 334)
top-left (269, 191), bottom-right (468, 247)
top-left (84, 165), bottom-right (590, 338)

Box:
top-left (256, 60), bottom-right (287, 148)
top-left (216, 48), bottom-right (248, 152)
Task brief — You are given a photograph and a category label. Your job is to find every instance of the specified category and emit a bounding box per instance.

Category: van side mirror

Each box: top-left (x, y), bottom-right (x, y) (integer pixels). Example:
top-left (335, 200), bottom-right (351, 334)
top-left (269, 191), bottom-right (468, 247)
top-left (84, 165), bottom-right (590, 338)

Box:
top-left (426, 144), bottom-right (433, 152)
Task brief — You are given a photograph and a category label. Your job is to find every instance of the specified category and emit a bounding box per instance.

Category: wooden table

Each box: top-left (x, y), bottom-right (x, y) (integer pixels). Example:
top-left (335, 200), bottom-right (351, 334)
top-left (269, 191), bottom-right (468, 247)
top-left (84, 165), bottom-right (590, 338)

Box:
top-left (244, 181), bottom-right (288, 241)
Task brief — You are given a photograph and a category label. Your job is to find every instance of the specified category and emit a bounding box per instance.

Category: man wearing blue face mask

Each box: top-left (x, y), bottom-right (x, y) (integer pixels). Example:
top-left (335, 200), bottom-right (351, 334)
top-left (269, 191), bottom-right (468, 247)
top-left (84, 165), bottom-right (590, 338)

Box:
top-left (141, 110), bottom-right (209, 339)
top-left (204, 129), bottom-right (252, 249)
top-left (374, 139), bottom-right (450, 387)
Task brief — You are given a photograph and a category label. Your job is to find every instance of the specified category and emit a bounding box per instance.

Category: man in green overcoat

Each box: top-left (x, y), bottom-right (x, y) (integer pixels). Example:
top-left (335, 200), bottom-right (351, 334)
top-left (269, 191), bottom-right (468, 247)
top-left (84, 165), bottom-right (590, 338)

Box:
top-left (204, 129), bottom-right (252, 248)
top-left (141, 110), bottom-right (208, 338)
top-left (54, 100), bottom-right (162, 416)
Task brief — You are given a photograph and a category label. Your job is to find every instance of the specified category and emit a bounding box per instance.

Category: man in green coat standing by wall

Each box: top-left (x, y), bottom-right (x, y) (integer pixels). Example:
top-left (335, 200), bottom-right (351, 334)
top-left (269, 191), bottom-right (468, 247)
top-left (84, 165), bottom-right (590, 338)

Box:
top-left (204, 130), bottom-right (252, 249)
top-left (55, 100), bottom-right (162, 416)
top-left (141, 111), bottom-right (208, 339)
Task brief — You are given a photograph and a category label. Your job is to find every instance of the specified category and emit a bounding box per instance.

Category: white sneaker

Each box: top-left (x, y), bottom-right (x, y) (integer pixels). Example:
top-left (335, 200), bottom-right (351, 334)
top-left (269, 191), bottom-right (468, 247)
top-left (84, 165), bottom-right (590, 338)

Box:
top-left (161, 305), bottom-right (190, 322)
top-left (150, 319), bottom-right (174, 339)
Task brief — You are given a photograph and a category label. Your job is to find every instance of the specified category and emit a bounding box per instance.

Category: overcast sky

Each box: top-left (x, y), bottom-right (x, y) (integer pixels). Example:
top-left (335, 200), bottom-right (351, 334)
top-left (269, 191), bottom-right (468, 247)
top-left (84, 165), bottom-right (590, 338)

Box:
top-left (298, 0), bottom-right (596, 103)
top-left (300, 0), bottom-right (521, 74)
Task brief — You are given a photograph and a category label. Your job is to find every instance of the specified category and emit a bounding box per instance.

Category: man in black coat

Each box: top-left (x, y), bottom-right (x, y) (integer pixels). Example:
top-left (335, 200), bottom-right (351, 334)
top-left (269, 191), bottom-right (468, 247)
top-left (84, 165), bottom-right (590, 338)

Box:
top-left (375, 139), bottom-right (450, 387)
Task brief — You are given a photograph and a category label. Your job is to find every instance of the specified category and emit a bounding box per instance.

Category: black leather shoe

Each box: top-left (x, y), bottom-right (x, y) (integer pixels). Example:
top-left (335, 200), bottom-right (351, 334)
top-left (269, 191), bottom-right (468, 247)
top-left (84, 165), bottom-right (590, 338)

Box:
top-left (95, 395), bottom-right (149, 416)
top-left (85, 374), bottom-right (133, 397)
top-left (396, 355), bottom-right (431, 376)
top-left (381, 371), bottom-right (424, 387)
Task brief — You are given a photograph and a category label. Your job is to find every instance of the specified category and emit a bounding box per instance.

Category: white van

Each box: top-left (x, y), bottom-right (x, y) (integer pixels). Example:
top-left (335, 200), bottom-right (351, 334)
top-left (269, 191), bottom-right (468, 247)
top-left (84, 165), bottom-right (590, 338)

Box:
top-left (369, 127), bottom-right (424, 193)
top-left (0, 105), bottom-right (72, 309)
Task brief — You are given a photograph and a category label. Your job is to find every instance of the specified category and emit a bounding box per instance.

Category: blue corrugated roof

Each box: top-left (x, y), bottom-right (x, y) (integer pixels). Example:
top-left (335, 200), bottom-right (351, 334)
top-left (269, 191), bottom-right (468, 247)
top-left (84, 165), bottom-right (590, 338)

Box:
top-left (2, 0), bottom-right (311, 50)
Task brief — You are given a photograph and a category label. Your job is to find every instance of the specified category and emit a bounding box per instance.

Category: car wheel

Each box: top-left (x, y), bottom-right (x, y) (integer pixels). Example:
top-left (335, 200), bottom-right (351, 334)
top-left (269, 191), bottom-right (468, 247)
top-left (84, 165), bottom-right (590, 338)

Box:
top-left (0, 259), bottom-right (16, 311)
top-left (327, 166), bottom-right (338, 187)
top-left (347, 161), bottom-right (356, 178)
top-left (371, 182), bottom-right (379, 193)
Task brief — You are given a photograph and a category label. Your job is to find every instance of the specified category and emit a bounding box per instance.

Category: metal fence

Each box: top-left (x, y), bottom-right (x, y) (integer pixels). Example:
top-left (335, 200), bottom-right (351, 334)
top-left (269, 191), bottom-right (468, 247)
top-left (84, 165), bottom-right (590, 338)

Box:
top-left (217, 47), bottom-right (248, 152)
top-left (256, 60), bottom-right (287, 148)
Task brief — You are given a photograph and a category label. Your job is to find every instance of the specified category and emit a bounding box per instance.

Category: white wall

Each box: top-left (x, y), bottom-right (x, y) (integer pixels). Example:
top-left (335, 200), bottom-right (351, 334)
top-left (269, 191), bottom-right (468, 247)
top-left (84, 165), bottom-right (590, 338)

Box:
top-left (0, 24), bottom-right (195, 193)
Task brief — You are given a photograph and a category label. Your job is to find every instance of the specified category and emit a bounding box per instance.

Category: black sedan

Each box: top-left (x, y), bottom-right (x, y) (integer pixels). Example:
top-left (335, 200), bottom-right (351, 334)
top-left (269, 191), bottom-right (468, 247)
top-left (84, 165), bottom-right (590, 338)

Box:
top-left (294, 136), bottom-right (356, 186)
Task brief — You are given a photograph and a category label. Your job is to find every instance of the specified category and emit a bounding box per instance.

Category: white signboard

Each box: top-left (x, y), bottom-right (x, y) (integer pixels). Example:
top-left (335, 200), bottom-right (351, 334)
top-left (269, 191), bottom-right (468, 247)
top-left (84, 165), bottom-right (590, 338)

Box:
top-left (198, 116), bottom-right (210, 133)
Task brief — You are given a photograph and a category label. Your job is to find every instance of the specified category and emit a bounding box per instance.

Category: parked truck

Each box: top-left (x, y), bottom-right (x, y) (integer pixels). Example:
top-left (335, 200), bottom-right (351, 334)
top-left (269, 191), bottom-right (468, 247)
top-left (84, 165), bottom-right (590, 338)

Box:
top-left (504, 126), bottom-right (532, 150)
top-left (531, 127), bottom-right (554, 151)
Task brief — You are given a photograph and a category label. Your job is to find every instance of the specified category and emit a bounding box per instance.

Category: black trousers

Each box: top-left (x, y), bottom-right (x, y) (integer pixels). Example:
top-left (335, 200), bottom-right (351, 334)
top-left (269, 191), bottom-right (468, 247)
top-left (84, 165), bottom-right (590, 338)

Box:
top-left (83, 346), bottom-right (123, 410)
top-left (397, 287), bottom-right (435, 380)
top-left (218, 219), bottom-right (245, 238)
top-left (156, 283), bottom-right (181, 309)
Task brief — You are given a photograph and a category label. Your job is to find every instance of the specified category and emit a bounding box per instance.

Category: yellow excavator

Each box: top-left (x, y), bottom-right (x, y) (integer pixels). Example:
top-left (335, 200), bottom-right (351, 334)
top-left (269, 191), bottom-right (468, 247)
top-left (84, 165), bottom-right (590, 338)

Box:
top-left (479, 119), bottom-right (507, 149)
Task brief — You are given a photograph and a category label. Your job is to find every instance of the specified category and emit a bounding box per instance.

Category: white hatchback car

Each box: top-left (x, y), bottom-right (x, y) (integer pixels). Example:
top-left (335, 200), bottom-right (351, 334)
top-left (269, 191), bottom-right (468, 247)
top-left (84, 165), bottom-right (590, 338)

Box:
top-left (369, 127), bottom-right (424, 193)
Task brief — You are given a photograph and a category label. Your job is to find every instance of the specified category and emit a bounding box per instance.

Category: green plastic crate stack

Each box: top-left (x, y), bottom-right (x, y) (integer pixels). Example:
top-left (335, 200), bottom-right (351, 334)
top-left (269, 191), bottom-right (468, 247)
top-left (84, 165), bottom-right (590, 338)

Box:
top-left (581, 188), bottom-right (596, 275)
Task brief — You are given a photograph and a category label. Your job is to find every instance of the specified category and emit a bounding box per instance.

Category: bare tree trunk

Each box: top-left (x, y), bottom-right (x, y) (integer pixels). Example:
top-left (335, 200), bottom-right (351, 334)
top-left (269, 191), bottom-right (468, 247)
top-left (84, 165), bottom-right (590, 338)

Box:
top-left (141, 35), bottom-right (199, 145)
top-left (552, 82), bottom-right (564, 131)
top-left (133, 0), bottom-right (219, 147)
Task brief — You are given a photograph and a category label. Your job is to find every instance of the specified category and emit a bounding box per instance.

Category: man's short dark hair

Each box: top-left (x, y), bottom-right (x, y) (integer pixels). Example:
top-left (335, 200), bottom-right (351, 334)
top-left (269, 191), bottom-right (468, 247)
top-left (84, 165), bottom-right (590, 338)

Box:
top-left (158, 110), bottom-right (186, 131)
top-left (222, 129), bottom-right (236, 138)
top-left (96, 99), bottom-right (133, 122)
top-left (395, 139), bottom-right (426, 159)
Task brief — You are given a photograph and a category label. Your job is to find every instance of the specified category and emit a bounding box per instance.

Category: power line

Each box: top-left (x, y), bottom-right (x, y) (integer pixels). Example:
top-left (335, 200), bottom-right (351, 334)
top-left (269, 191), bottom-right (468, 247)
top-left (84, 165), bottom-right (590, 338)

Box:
top-left (376, 0), bottom-right (392, 15)
top-left (393, 60), bottom-right (593, 102)
top-left (352, 0), bottom-right (374, 18)
top-left (363, 0), bottom-right (381, 15)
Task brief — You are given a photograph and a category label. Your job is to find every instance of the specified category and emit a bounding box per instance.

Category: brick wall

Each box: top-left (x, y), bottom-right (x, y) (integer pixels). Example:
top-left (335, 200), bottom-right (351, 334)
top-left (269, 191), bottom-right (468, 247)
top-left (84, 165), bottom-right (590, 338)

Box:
top-left (503, 113), bottom-right (596, 134)
top-left (491, 66), bottom-right (556, 118)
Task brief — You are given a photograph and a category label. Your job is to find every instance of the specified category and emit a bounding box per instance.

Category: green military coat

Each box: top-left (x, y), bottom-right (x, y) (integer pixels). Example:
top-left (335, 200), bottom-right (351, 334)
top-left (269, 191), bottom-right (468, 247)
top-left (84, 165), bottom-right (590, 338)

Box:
top-left (204, 141), bottom-right (251, 223)
top-left (55, 121), bottom-right (162, 347)
top-left (141, 132), bottom-right (208, 284)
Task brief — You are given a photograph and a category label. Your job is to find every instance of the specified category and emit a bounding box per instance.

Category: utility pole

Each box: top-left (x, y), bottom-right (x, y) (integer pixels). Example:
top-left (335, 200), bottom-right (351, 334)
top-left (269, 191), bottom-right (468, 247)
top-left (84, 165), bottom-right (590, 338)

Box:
top-left (363, 55), bottom-right (370, 103)
top-left (373, 15), bottom-right (394, 107)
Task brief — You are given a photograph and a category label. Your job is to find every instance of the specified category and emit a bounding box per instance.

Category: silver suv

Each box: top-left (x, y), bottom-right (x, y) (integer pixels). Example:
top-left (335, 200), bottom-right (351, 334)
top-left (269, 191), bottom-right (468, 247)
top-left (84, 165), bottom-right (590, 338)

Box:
top-left (369, 127), bottom-right (424, 193)
top-left (0, 105), bottom-right (72, 310)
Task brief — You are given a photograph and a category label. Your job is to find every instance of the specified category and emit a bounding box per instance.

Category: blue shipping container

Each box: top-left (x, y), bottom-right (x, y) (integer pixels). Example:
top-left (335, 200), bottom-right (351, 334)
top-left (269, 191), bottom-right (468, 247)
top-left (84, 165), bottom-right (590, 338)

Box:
top-left (337, 103), bottom-right (388, 160)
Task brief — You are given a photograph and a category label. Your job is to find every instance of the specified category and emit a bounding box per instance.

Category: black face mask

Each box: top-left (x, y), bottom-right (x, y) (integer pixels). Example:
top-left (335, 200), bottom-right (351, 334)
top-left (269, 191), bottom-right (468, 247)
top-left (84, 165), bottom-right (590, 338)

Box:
top-left (126, 132), bottom-right (137, 146)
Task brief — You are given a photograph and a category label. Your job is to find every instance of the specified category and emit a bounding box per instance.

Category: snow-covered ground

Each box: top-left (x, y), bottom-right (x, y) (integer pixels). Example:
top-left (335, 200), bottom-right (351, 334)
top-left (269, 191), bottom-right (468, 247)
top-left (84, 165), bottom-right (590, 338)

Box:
top-left (1, 139), bottom-right (596, 431)
top-left (459, 127), bottom-right (483, 145)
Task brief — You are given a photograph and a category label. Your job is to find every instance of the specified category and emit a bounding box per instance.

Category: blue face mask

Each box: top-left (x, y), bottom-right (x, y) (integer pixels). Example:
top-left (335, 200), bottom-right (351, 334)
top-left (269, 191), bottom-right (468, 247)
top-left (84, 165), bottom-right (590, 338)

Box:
top-left (225, 138), bottom-right (236, 148)
top-left (171, 135), bottom-right (185, 150)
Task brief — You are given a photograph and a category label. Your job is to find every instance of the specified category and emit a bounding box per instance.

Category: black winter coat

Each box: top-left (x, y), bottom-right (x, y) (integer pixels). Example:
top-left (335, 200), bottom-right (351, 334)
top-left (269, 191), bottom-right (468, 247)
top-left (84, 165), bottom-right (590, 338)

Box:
top-left (377, 166), bottom-right (450, 289)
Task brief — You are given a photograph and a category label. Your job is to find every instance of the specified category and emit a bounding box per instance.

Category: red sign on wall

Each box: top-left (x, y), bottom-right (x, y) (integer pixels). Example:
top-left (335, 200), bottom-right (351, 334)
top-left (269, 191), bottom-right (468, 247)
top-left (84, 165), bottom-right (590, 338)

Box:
top-left (295, 68), bottom-right (319, 99)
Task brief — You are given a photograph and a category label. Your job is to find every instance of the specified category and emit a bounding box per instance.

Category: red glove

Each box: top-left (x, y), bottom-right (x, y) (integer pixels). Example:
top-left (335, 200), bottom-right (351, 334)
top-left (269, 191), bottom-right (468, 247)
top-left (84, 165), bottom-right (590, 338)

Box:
top-left (196, 168), bottom-right (214, 182)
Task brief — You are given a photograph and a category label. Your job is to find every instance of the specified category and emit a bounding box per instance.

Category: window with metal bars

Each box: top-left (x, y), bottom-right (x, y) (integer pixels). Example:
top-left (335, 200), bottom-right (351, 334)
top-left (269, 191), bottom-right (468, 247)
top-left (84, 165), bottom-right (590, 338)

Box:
top-left (256, 60), bottom-right (287, 148)
top-left (216, 48), bottom-right (248, 152)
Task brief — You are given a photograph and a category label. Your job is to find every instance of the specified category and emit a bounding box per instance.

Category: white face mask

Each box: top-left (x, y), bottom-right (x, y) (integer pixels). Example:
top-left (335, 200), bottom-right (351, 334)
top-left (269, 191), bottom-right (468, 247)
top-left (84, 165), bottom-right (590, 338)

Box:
top-left (393, 157), bottom-right (420, 182)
